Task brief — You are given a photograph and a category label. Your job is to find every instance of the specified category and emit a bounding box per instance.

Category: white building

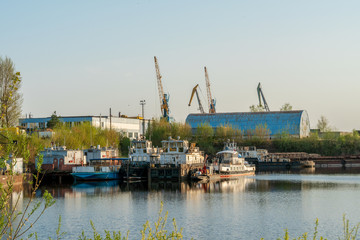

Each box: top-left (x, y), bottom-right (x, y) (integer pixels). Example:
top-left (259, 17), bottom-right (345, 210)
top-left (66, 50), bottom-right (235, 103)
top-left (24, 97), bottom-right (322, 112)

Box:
top-left (19, 115), bottom-right (150, 140)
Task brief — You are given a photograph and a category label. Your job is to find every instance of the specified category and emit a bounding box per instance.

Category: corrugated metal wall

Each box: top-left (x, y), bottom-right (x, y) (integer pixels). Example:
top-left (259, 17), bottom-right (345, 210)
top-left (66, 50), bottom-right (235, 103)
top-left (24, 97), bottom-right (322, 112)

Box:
top-left (185, 110), bottom-right (310, 138)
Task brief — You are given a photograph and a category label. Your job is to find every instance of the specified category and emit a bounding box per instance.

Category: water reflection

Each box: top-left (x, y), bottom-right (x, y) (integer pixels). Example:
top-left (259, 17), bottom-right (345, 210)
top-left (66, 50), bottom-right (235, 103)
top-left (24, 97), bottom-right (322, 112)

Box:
top-left (31, 177), bottom-right (259, 198)
top-left (17, 168), bottom-right (359, 200)
top-left (72, 181), bottom-right (121, 196)
top-left (13, 170), bottom-right (360, 240)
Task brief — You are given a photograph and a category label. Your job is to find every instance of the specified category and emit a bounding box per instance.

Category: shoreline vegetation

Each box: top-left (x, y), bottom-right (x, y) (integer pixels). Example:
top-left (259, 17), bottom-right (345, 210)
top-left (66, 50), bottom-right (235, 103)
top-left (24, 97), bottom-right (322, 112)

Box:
top-left (5, 119), bottom-right (360, 169)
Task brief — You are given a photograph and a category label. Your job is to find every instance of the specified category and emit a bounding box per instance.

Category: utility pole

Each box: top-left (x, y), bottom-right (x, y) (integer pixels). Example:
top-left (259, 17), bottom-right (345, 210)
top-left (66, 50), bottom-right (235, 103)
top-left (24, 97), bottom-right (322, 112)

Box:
top-left (109, 108), bottom-right (112, 131)
top-left (140, 100), bottom-right (146, 139)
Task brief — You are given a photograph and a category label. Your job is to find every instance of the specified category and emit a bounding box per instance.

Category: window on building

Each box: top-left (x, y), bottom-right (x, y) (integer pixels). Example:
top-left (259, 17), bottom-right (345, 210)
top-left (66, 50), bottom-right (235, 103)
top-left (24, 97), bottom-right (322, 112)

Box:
top-left (134, 133), bottom-right (138, 139)
top-left (128, 132), bottom-right (133, 138)
top-left (39, 122), bottom-right (45, 129)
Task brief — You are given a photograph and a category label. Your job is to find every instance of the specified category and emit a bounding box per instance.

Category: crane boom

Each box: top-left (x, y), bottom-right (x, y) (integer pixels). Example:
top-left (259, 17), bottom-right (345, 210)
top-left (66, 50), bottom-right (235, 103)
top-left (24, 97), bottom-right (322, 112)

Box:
top-left (154, 56), bottom-right (170, 120)
top-left (204, 67), bottom-right (216, 113)
top-left (257, 82), bottom-right (270, 112)
top-left (188, 84), bottom-right (205, 114)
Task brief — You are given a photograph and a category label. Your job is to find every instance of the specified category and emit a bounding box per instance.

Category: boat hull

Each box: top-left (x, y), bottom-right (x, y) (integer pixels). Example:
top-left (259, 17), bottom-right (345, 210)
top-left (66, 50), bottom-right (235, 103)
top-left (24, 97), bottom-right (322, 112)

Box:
top-left (71, 172), bottom-right (120, 181)
top-left (192, 170), bottom-right (255, 182)
top-left (219, 171), bottom-right (255, 178)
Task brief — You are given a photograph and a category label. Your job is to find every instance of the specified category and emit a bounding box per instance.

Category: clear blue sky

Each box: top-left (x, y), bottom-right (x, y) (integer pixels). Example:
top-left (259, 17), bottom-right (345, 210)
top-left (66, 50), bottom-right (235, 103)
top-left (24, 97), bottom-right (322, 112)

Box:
top-left (1, 0), bottom-right (359, 131)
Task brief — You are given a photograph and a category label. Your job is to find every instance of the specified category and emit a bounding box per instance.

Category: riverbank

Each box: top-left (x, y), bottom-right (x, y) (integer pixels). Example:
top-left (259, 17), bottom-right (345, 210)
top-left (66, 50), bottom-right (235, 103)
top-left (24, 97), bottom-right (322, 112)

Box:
top-left (0, 173), bottom-right (32, 187)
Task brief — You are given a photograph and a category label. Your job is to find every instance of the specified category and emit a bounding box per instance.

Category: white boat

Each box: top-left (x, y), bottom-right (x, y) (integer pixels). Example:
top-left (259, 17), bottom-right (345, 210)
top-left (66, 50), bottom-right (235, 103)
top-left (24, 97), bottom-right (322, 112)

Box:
top-left (160, 137), bottom-right (204, 165)
top-left (148, 137), bottom-right (205, 180)
top-left (192, 141), bottom-right (255, 181)
top-left (129, 139), bottom-right (160, 164)
top-left (123, 139), bottom-right (160, 180)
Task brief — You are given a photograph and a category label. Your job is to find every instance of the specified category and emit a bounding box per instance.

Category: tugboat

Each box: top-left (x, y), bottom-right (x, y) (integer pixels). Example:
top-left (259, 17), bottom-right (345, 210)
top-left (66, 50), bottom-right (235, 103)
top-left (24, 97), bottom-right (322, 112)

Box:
top-left (149, 137), bottom-right (205, 180)
top-left (192, 141), bottom-right (255, 181)
top-left (122, 139), bottom-right (160, 181)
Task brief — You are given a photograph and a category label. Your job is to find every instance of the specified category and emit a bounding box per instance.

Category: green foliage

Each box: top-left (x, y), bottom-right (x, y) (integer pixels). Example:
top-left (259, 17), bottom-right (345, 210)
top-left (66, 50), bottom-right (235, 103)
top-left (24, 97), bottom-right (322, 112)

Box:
top-left (341, 214), bottom-right (360, 240)
top-left (317, 116), bottom-right (332, 132)
top-left (195, 123), bottom-right (213, 139)
top-left (215, 124), bottom-right (242, 141)
top-left (280, 103), bottom-right (293, 111)
top-left (0, 129), bottom-right (56, 239)
top-left (78, 202), bottom-right (182, 240)
top-left (260, 215), bottom-right (359, 240)
top-left (250, 104), bottom-right (265, 112)
top-left (195, 123), bottom-right (216, 155)
top-left (144, 119), bottom-right (360, 156)
top-left (47, 111), bottom-right (61, 129)
top-left (146, 119), bottom-right (192, 147)
top-left (48, 215), bottom-right (67, 240)
top-left (272, 132), bottom-right (360, 156)
top-left (146, 119), bottom-right (171, 147)
top-left (0, 56), bottom-right (23, 127)
top-left (119, 134), bottom-right (130, 157)
top-left (52, 122), bottom-right (119, 150)
top-left (169, 122), bottom-right (192, 141)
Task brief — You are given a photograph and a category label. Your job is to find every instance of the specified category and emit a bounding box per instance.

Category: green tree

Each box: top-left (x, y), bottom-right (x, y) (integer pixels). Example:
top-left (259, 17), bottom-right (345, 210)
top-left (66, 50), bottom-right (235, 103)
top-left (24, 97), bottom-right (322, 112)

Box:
top-left (47, 111), bottom-right (61, 129)
top-left (195, 123), bottom-right (216, 155)
top-left (249, 104), bottom-right (265, 112)
top-left (146, 119), bottom-right (171, 147)
top-left (0, 129), bottom-right (56, 239)
top-left (0, 57), bottom-right (23, 127)
top-left (280, 103), bottom-right (293, 111)
top-left (317, 115), bottom-right (331, 132)
top-left (119, 134), bottom-right (130, 157)
top-left (215, 124), bottom-right (242, 141)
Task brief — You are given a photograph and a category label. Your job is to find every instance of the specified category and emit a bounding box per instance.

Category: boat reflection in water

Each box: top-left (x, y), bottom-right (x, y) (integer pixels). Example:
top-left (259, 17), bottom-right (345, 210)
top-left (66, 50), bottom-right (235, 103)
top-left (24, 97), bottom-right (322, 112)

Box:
top-left (185, 177), bottom-right (256, 193)
top-left (119, 176), bottom-right (257, 194)
top-left (71, 180), bottom-right (121, 196)
top-left (63, 177), bottom-right (257, 196)
top-left (38, 166), bottom-right (356, 198)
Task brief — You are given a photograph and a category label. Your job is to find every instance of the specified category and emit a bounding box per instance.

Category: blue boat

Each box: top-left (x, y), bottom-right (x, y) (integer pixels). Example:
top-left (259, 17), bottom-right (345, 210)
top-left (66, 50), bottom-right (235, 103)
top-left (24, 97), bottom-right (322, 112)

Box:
top-left (71, 158), bottom-right (126, 181)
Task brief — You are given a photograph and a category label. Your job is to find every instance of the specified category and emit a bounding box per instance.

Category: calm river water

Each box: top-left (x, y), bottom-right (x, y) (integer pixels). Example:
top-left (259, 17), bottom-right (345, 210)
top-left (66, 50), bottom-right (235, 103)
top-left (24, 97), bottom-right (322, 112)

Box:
top-left (17, 169), bottom-right (360, 239)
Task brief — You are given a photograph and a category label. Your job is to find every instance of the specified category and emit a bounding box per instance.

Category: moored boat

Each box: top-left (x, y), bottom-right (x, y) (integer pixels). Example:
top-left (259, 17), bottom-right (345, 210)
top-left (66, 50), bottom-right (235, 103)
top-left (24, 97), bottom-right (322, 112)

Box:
top-left (149, 137), bottom-right (204, 180)
top-left (192, 141), bottom-right (255, 181)
top-left (122, 139), bottom-right (160, 181)
top-left (71, 158), bottom-right (125, 181)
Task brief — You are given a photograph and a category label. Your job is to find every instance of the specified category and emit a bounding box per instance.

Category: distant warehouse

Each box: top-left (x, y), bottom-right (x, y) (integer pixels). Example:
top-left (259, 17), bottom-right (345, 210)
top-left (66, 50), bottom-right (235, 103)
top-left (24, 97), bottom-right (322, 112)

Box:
top-left (185, 110), bottom-right (310, 138)
top-left (19, 115), bottom-right (150, 140)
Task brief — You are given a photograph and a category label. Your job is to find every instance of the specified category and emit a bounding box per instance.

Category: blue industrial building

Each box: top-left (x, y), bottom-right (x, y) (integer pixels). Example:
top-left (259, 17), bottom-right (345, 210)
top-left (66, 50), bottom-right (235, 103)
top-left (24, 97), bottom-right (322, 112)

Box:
top-left (185, 110), bottom-right (310, 138)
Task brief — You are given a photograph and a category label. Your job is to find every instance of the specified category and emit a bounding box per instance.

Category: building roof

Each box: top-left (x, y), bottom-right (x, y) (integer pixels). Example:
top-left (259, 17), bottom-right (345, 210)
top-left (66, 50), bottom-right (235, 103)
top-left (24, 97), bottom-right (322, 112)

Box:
top-left (185, 110), bottom-right (310, 137)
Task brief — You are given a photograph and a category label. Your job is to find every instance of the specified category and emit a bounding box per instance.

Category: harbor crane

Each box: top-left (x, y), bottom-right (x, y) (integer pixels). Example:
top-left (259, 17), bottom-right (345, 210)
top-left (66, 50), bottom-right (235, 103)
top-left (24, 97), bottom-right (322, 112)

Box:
top-left (204, 67), bottom-right (216, 113)
top-left (257, 82), bottom-right (270, 112)
top-left (188, 84), bottom-right (205, 114)
top-left (154, 56), bottom-right (171, 122)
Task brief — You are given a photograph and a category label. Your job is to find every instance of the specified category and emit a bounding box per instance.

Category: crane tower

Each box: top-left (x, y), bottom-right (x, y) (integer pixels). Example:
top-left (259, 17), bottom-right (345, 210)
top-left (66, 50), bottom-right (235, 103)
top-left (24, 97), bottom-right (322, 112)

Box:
top-left (204, 67), bottom-right (216, 113)
top-left (154, 56), bottom-right (171, 121)
top-left (188, 84), bottom-right (205, 114)
top-left (257, 82), bottom-right (270, 112)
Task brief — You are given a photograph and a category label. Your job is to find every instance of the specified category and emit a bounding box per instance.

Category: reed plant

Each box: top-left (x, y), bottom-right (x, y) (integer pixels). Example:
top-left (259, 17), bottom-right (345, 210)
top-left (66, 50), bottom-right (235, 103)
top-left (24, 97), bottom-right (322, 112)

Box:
top-left (77, 202), bottom-right (183, 240)
top-left (260, 216), bottom-right (360, 240)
